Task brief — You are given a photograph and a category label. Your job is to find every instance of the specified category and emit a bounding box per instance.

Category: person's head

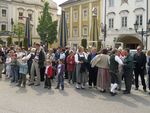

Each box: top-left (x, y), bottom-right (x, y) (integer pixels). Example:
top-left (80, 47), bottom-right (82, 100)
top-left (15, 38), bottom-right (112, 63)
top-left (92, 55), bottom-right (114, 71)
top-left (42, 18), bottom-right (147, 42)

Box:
top-left (111, 48), bottom-right (118, 55)
top-left (48, 48), bottom-right (53, 54)
top-left (30, 47), bottom-right (36, 53)
top-left (147, 50), bottom-right (150, 56)
top-left (46, 59), bottom-right (52, 65)
top-left (16, 47), bottom-right (21, 52)
top-left (69, 50), bottom-right (74, 56)
top-left (58, 59), bottom-right (64, 64)
top-left (124, 48), bottom-right (130, 56)
top-left (35, 43), bottom-right (40, 50)
top-left (91, 47), bottom-right (97, 54)
top-left (78, 46), bottom-right (84, 53)
top-left (102, 49), bottom-right (108, 54)
top-left (136, 45), bottom-right (142, 53)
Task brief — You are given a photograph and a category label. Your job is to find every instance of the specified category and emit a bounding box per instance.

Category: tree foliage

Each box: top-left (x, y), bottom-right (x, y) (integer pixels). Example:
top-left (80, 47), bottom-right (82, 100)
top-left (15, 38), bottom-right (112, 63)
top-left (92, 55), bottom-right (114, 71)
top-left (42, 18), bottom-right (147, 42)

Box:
top-left (13, 23), bottom-right (24, 46)
top-left (37, 2), bottom-right (57, 45)
top-left (7, 36), bottom-right (12, 47)
top-left (81, 39), bottom-right (87, 49)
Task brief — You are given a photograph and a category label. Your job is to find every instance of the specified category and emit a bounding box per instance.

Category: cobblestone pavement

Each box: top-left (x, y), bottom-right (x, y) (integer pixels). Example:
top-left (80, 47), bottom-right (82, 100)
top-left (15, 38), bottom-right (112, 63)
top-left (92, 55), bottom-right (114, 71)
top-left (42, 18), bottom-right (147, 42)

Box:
top-left (0, 75), bottom-right (150, 113)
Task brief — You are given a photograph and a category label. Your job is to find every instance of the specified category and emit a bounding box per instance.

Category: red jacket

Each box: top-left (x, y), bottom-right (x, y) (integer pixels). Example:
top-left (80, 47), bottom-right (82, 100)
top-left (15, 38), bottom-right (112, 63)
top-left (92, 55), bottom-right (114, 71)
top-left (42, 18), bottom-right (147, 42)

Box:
top-left (66, 55), bottom-right (75, 72)
top-left (47, 66), bottom-right (53, 78)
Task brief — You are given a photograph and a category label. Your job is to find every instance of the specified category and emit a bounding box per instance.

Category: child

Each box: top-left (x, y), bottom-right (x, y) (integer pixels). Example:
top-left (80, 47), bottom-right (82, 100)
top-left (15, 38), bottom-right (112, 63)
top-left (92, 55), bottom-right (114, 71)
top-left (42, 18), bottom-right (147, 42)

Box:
top-left (55, 59), bottom-right (65, 90)
top-left (44, 60), bottom-right (53, 89)
top-left (17, 57), bottom-right (28, 87)
top-left (10, 53), bottom-right (19, 83)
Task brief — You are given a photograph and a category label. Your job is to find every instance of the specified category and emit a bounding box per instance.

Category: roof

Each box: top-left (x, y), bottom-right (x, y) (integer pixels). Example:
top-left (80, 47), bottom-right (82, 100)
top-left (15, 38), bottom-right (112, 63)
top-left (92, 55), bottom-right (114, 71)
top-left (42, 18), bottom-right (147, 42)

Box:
top-left (59, 0), bottom-right (81, 7)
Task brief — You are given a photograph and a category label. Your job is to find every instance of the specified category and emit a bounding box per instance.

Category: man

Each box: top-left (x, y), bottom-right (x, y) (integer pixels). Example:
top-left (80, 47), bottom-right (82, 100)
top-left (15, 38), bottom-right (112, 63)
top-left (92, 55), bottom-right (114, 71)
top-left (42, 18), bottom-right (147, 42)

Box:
top-left (133, 46), bottom-right (147, 92)
top-left (123, 48), bottom-right (134, 94)
top-left (109, 49), bottom-right (123, 96)
top-left (88, 47), bottom-right (98, 88)
top-left (29, 43), bottom-right (45, 86)
top-left (0, 47), bottom-right (5, 78)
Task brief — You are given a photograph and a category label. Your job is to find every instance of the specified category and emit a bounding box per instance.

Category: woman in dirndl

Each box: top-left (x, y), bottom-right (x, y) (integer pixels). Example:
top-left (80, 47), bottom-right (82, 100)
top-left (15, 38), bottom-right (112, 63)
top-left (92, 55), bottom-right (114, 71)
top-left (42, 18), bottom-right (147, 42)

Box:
top-left (91, 49), bottom-right (110, 92)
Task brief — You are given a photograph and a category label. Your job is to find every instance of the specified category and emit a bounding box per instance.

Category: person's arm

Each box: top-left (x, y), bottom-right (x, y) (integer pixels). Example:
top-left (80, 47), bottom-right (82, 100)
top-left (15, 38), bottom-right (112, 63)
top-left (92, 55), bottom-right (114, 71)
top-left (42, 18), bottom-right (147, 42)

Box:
top-left (148, 58), bottom-right (150, 66)
top-left (75, 54), bottom-right (80, 64)
top-left (115, 56), bottom-right (123, 65)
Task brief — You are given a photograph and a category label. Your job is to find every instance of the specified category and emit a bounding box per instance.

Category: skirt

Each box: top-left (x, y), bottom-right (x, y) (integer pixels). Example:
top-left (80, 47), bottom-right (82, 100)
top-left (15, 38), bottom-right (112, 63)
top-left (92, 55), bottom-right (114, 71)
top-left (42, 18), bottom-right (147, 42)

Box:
top-left (97, 68), bottom-right (110, 91)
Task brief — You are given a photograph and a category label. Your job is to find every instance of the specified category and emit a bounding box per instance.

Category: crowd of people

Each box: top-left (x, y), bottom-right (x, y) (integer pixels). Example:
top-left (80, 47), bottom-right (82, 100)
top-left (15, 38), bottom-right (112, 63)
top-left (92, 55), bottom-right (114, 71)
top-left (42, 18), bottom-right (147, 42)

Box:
top-left (0, 43), bottom-right (150, 96)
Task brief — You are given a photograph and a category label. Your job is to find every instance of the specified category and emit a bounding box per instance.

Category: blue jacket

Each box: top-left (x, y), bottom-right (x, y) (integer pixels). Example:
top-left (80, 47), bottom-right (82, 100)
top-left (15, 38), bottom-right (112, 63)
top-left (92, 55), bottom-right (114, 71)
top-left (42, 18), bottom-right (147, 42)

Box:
top-left (19, 63), bottom-right (28, 75)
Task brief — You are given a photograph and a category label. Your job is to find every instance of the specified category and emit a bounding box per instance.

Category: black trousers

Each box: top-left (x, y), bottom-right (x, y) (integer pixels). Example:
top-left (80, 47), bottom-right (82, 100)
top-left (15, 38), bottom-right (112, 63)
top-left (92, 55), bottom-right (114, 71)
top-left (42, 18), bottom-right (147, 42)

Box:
top-left (148, 73), bottom-right (150, 90)
top-left (40, 67), bottom-right (45, 81)
top-left (110, 71), bottom-right (119, 84)
top-left (134, 68), bottom-right (146, 89)
top-left (124, 70), bottom-right (133, 92)
top-left (45, 75), bottom-right (51, 88)
top-left (89, 67), bottom-right (97, 86)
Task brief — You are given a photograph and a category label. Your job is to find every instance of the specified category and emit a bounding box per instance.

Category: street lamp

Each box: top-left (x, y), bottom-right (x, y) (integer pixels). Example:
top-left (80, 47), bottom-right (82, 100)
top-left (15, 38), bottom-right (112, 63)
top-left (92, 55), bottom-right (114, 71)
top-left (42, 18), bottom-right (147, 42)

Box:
top-left (134, 19), bottom-right (150, 49)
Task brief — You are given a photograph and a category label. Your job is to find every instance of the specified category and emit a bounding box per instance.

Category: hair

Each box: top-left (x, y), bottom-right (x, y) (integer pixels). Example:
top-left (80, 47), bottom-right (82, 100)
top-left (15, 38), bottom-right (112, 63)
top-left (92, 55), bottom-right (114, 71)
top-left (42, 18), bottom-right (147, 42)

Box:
top-left (102, 49), bottom-right (108, 54)
top-left (124, 48), bottom-right (130, 53)
top-left (111, 48), bottom-right (118, 54)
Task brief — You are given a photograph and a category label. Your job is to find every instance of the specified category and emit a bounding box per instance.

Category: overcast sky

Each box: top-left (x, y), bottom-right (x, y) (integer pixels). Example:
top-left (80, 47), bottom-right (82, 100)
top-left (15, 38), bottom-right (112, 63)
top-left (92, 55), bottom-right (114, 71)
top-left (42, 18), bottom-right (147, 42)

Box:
top-left (54, 0), bottom-right (68, 14)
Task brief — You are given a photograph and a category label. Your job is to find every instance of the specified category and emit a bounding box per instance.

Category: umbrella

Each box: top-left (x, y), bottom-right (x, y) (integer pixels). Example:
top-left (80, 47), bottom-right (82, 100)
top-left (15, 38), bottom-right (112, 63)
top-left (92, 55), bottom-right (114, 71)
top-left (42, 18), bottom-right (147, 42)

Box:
top-left (90, 15), bottom-right (99, 47)
top-left (25, 17), bottom-right (31, 47)
top-left (59, 10), bottom-right (68, 47)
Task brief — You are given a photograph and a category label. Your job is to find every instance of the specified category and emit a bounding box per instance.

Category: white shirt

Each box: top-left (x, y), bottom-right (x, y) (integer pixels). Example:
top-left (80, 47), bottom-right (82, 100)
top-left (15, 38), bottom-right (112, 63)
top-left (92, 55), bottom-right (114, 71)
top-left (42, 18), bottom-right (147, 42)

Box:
top-left (57, 64), bottom-right (61, 75)
top-left (59, 53), bottom-right (65, 60)
top-left (75, 52), bottom-right (87, 64)
top-left (115, 56), bottom-right (123, 65)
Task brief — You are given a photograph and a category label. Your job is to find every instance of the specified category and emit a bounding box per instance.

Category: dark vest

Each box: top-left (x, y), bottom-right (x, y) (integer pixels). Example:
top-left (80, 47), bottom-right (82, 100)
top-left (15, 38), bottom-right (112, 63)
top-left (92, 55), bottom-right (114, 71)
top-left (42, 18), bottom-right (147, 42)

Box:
top-left (109, 54), bottom-right (118, 72)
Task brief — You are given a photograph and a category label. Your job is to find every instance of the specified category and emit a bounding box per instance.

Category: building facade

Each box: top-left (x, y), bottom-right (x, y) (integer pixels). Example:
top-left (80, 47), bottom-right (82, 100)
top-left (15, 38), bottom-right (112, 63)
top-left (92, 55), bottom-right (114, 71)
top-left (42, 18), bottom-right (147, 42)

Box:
top-left (60, 0), bottom-right (102, 47)
top-left (105, 0), bottom-right (148, 49)
top-left (148, 0), bottom-right (150, 50)
top-left (0, 0), bottom-right (58, 44)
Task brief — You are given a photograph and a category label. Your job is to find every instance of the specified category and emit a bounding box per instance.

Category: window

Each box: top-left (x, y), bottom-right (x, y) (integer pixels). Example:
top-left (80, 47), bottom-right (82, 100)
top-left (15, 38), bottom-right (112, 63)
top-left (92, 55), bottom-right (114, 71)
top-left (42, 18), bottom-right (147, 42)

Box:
top-left (83, 26), bottom-right (88, 35)
top-left (109, 0), bottom-right (114, 7)
top-left (121, 17), bottom-right (127, 28)
top-left (83, 9), bottom-right (88, 20)
top-left (136, 15), bottom-right (143, 26)
top-left (66, 13), bottom-right (69, 23)
top-left (108, 18), bottom-right (114, 29)
top-left (136, 0), bottom-right (143, 2)
top-left (1, 24), bottom-right (6, 31)
top-left (28, 14), bottom-right (32, 20)
top-left (73, 27), bottom-right (78, 37)
top-left (19, 12), bottom-right (23, 20)
top-left (2, 9), bottom-right (6, 17)
top-left (73, 11), bottom-right (78, 22)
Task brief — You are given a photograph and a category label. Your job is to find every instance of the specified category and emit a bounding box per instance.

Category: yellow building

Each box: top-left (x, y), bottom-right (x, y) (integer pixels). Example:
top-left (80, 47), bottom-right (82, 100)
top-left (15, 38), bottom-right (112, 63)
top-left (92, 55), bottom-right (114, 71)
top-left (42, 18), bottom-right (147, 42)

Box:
top-left (60, 0), bottom-right (102, 48)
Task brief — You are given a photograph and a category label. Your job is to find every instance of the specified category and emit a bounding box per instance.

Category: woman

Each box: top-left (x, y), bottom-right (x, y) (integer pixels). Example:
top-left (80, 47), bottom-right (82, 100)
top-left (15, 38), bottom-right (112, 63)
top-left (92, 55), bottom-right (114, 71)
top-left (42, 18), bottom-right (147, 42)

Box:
top-left (147, 50), bottom-right (150, 95)
top-left (66, 50), bottom-right (75, 83)
top-left (91, 49), bottom-right (110, 92)
top-left (75, 46), bottom-right (88, 89)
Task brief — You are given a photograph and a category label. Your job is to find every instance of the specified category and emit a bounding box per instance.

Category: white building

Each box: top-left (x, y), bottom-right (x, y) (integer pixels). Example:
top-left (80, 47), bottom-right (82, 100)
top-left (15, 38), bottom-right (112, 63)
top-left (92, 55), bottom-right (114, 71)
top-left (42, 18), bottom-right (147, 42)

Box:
top-left (105, 0), bottom-right (148, 49)
top-left (148, 0), bottom-right (150, 50)
top-left (0, 0), bottom-right (58, 43)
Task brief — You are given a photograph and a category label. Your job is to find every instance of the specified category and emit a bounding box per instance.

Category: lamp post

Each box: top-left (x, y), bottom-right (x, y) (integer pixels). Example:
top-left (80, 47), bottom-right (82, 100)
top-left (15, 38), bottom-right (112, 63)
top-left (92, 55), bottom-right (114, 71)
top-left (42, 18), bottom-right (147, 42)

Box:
top-left (134, 20), bottom-right (150, 50)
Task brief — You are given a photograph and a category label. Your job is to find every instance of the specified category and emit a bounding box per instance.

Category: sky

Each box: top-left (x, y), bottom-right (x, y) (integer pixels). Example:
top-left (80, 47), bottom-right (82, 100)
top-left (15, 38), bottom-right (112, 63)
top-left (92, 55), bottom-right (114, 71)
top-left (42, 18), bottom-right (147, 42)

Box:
top-left (54, 0), bottom-right (68, 14)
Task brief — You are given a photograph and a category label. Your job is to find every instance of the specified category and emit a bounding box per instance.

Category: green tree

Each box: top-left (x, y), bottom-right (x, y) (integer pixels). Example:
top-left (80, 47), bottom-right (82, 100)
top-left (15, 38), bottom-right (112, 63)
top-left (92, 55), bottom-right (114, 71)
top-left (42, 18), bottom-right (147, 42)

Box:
top-left (37, 2), bottom-right (57, 45)
top-left (81, 39), bottom-right (87, 49)
top-left (7, 36), bottom-right (12, 47)
top-left (14, 23), bottom-right (24, 46)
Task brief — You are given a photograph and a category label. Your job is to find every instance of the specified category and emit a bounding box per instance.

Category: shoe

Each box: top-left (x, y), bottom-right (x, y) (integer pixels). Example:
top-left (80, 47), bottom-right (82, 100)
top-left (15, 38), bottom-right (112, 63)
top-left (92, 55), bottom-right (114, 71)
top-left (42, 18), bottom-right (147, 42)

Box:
top-left (76, 84), bottom-right (80, 89)
top-left (110, 92), bottom-right (117, 96)
top-left (34, 84), bottom-right (40, 86)
top-left (44, 86), bottom-right (48, 88)
top-left (123, 91), bottom-right (130, 94)
top-left (81, 85), bottom-right (85, 89)
top-left (16, 84), bottom-right (21, 87)
top-left (100, 90), bottom-right (106, 93)
top-left (28, 83), bottom-right (34, 86)
top-left (135, 88), bottom-right (138, 90)
top-left (89, 86), bottom-right (92, 89)
top-left (48, 87), bottom-right (51, 89)
top-left (143, 89), bottom-right (147, 92)
top-left (55, 86), bottom-right (59, 89)
top-left (148, 92), bottom-right (150, 95)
